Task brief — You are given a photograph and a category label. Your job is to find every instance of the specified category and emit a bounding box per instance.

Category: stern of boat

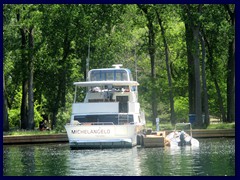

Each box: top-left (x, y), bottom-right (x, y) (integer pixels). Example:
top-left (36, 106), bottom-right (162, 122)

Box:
top-left (65, 124), bottom-right (141, 149)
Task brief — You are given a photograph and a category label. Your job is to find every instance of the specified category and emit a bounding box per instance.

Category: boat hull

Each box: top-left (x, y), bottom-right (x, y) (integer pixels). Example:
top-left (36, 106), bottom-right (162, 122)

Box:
top-left (65, 124), bottom-right (143, 149)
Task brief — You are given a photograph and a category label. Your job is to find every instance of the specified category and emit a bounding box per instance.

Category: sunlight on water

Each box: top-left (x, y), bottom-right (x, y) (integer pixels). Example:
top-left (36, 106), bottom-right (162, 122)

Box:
top-left (67, 148), bottom-right (141, 176)
top-left (3, 138), bottom-right (235, 176)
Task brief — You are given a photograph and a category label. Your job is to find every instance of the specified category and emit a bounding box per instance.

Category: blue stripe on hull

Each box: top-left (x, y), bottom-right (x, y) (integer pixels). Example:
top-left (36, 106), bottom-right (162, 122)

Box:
top-left (69, 140), bottom-right (134, 149)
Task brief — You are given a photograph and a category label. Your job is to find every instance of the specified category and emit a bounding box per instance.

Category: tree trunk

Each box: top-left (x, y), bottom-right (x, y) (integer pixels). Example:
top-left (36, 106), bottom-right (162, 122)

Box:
top-left (20, 29), bottom-right (28, 129)
top-left (52, 107), bottom-right (58, 130)
top-left (147, 14), bottom-right (157, 126)
top-left (21, 80), bottom-right (28, 129)
top-left (51, 28), bottom-right (71, 129)
top-left (204, 34), bottom-right (226, 122)
top-left (185, 23), bottom-right (195, 115)
top-left (3, 75), bottom-right (9, 131)
top-left (60, 29), bottom-right (71, 108)
top-left (27, 27), bottom-right (35, 129)
top-left (156, 10), bottom-right (175, 125)
top-left (200, 32), bottom-right (210, 126)
top-left (17, 10), bottom-right (29, 129)
top-left (192, 27), bottom-right (202, 128)
top-left (224, 5), bottom-right (235, 123)
top-left (138, 5), bottom-right (158, 125)
top-left (226, 38), bottom-right (235, 123)
top-left (183, 5), bottom-right (203, 128)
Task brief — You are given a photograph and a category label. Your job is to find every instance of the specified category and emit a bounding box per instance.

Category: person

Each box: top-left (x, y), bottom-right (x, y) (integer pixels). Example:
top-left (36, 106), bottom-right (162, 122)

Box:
top-left (179, 130), bottom-right (186, 146)
top-left (39, 120), bottom-right (46, 131)
top-left (92, 86), bottom-right (101, 92)
top-left (44, 120), bottom-right (51, 131)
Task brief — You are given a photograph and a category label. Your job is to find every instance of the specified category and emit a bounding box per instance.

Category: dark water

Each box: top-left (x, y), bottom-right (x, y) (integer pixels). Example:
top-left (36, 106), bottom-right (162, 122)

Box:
top-left (3, 138), bottom-right (235, 176)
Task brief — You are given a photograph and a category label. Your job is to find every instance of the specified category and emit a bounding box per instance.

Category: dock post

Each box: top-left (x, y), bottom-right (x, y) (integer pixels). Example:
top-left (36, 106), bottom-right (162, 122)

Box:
top-left (156, 118), bottom-right (160, 132)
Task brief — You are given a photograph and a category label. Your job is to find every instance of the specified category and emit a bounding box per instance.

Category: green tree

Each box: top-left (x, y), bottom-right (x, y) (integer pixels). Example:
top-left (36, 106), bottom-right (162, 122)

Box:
top-left (224, 5), bottom-right (235, 123)
top-left (3, 4), bottom-right (234, 131)
top-left (155, 5), bottom-right (175, 125)
top-left (182, 4), bottom-right (203, 128)
top-left (138, 4), bottom-right (158, 125)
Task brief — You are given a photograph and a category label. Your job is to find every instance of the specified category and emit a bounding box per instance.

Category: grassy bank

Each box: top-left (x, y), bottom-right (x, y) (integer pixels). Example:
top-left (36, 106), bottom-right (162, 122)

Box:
top-left (206, 122), bottom-right (235, 129)
top-left (146, 122), bottom-right (235, 131)
top-left (3, 129), bottom-right (65, 136)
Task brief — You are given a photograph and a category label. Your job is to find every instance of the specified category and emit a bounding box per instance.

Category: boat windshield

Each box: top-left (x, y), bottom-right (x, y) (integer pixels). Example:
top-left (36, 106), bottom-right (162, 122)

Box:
top-left (89, 69), bottom-right (133, 81)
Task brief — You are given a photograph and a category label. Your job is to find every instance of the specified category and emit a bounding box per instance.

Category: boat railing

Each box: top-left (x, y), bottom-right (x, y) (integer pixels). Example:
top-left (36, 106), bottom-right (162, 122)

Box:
top-left (90, 122), bottom-right (114, 125)
top-left (67, 122), bottom-right (114, 126)
top-left (118, 113), bottom-right (134, 125)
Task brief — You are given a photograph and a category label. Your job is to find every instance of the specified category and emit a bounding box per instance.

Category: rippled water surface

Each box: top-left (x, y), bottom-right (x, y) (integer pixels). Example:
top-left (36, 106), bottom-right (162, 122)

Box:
top-left (3, 138), bottom-right (235, 176)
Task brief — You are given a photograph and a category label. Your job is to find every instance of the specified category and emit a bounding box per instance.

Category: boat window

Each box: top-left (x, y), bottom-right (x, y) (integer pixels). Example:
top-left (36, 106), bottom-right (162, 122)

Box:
top-left (126, 69), bottom-right (133, 81)
top-left (90, 71), bottom-right (101, 81)
top-left (118, 114), bottom-right (133, 124)
top-left (74, 114), bottom-right (119, 125)
top-left (115, 71), bottom-right (122, 81)
top-left (106, 70), bottom-right (114, 81)
top-left (89, 69), bottom-right (130, 81)
top-left (115, 70), bottom-right (128, 81)
top-left (122, 71), bottom-right (128, 81)
top-left (131, 86), bottom-right (137, 92)
top-left (129, 115), bottom-right (133, 122)
top-left (74, 114), bottom-right (133, 125)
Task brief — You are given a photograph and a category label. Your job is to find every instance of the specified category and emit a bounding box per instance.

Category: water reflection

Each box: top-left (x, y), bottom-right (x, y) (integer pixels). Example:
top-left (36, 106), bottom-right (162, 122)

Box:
top-left (3, 144), bottom-right (68, 176)
top-left (195, 138), bottom-right (235, 176)
top-left (3, 138), bottom-right (235, 176)
top-left (67, 147), bottom-right (141, 176)
top-left (136, 147), bottom-right (200, 176)
top-left (137, 138), bottom-right (235, 176)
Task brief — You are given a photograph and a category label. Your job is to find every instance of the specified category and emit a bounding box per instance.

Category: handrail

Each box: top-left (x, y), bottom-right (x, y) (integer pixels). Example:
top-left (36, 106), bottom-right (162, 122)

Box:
top-left (67, 122), bottom-right (114, 125)
top-left (88, 122), bottom-right (114, 125)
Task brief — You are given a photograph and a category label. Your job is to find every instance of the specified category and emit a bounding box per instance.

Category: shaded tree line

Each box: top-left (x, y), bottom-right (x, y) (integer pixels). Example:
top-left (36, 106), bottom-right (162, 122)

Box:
top-left (3, 4), bottom-right (235, 131)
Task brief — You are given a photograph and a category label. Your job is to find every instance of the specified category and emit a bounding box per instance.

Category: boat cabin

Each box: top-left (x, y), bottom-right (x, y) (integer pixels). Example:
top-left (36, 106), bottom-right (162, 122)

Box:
top-left (71, 65), bottom-right (142, 125)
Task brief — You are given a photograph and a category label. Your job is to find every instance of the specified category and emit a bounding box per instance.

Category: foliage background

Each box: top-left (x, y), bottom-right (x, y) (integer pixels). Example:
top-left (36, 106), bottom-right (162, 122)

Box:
top-left (3, 4), bottom-right (235, 131)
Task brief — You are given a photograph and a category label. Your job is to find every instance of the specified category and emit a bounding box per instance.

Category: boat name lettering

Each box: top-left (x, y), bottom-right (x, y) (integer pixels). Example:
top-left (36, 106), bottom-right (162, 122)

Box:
top-left (71, 128), bottom-right (110, 134)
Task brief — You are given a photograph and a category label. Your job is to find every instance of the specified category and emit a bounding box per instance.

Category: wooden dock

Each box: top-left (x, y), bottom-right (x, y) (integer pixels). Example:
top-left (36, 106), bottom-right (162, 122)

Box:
top-left (3, 134), bottom-right (68, 145)
top-left (141, 131), bottom-right (165, 148)
top-left (3, 129), bottom-right (235, 146)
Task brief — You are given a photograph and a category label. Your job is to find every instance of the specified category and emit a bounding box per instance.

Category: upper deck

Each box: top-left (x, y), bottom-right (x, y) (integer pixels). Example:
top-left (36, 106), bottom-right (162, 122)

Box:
top-left (73, 65), bottom-right (139, 106)
top-left (87, 64), bottom-right (133, 82)
top-left (71, 65), bottom-right (142, 116)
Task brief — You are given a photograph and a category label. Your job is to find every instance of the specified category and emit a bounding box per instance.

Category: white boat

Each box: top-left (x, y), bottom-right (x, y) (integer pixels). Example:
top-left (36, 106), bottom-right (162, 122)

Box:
top-left (65, 64), bottom-right (146, 149)
top-left (165, 123), bottom-right (199, 147)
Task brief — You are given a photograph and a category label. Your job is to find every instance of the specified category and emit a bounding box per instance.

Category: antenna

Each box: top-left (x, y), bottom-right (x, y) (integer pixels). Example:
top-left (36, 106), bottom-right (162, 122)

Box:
top-left (112, 64), bottom-right (123, 69)
top-left (135, 48), bottom-right (137, 81)
top-left (86, 37), bottom-right (90, 80)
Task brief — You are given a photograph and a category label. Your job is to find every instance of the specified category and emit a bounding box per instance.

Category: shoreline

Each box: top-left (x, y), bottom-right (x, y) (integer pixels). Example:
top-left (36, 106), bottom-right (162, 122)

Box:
top-left (3, 129), bottom-right (235, 145)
